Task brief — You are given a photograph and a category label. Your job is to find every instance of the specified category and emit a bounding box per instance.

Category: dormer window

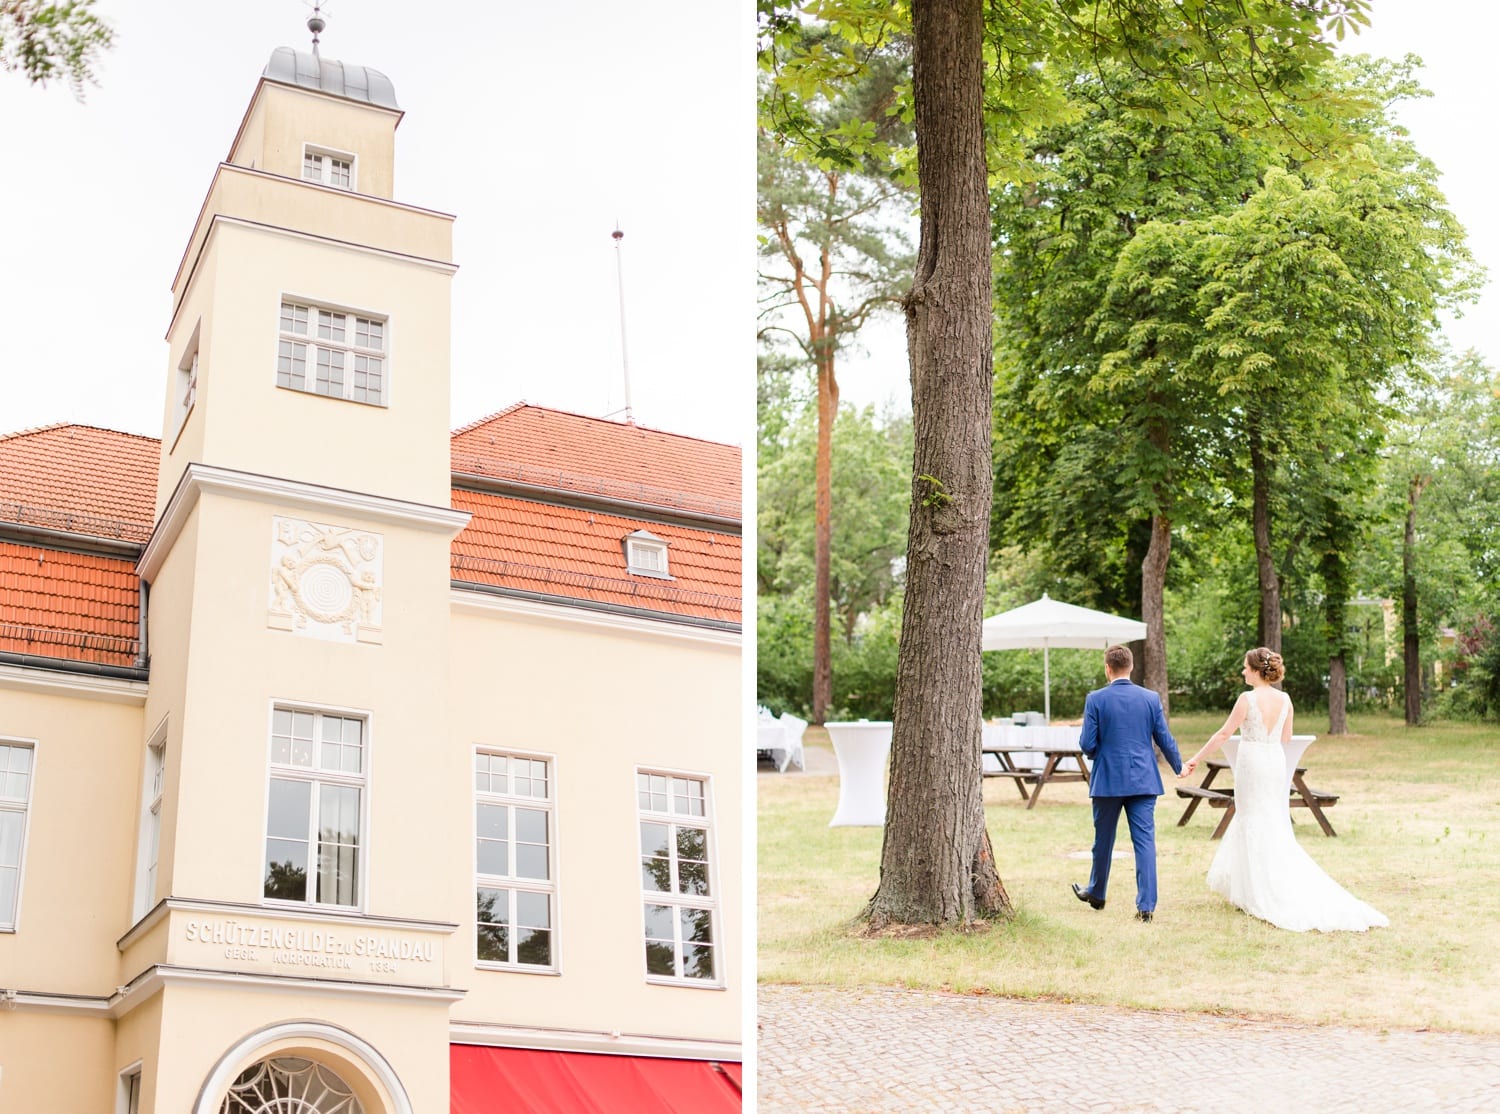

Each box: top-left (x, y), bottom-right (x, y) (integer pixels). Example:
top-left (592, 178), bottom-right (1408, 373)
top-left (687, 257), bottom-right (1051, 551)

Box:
top-left (302, 144), bottom-right (354, 190)
top-left (624, 531), bottom-right (671, 579)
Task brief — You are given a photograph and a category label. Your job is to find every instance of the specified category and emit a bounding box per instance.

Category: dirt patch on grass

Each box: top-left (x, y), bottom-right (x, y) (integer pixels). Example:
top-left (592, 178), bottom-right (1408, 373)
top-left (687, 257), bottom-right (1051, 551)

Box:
top-left (856, 919), bottom-right (993, 940)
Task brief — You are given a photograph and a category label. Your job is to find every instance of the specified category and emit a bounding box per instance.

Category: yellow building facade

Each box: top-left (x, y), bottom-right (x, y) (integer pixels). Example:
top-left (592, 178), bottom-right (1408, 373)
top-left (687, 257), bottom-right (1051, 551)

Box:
top-left (0, 45), bottom-right (741, 1113)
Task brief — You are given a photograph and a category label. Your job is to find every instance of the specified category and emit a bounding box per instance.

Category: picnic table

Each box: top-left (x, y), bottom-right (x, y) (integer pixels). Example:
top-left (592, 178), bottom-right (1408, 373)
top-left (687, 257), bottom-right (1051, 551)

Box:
top-left (1175, 734), bottom-right (1339, 838)
top-left (981, 723), bottom-right (1091, 809)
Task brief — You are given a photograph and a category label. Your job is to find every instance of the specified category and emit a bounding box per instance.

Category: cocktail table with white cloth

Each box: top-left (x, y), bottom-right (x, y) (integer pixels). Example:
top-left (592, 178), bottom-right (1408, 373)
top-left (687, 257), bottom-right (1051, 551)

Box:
top-left (756, 710), bottom-right (808, 773)
top-left (824, 720), bottom-right (893, 826)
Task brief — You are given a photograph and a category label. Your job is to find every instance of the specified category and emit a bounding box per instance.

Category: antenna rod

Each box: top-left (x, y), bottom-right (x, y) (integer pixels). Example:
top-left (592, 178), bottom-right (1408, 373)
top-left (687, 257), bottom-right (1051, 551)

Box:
top-left (611, 226), bottom-right (634, 424)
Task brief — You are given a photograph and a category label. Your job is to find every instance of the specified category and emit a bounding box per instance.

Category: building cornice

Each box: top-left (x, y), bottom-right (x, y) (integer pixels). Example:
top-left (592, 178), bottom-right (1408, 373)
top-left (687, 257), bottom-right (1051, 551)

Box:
top-left (16, 965), bottom-right (468, 1021)
top-left (117, 895), bottom-right (460, 951)
top-left (450, 586), bottom-right (742, 645)
top-left (140, 464), bottom-right (471, 582)
top-left (0, 661), bottom-right (149, 704)
top-left (171, 157), bottom-right (449, 303)
top-left (450, 471), bottom-right (741, 535)
top-left (170, 210), bottom-right (459, 338)
top-left (449, 1019), bottom-right (741, 1063)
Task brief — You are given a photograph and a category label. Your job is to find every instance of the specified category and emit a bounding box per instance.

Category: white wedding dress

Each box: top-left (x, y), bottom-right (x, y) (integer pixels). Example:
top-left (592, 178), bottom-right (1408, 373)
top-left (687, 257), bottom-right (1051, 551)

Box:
top-left (1206, 691), bottom-right (1388, 932)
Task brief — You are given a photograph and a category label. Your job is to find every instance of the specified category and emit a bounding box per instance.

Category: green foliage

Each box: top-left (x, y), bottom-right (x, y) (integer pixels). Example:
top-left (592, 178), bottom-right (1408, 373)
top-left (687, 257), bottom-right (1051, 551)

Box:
top-left (1371, 352), bottom-right (1500, 717)
top-left (761, 0), bottom-right (1375, 177)
top-left (1, 0), bottom-right (113, 95)
top-left (758, 399), bottom-right (913, 714)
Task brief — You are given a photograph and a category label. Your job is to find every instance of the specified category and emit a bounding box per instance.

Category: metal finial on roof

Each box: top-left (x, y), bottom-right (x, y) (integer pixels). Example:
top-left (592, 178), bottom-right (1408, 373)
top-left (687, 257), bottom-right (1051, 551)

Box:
top-left (611, 225), bottom-right (635, 425)
top-left (308, 2), bottom-right (326, 58)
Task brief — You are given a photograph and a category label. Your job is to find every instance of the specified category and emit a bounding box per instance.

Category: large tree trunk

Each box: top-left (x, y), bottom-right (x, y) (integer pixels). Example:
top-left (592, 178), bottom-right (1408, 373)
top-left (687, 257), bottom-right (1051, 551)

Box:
top-left (1248, 422), bottom-right (1281, 654)
top-left (812, 347), bottom-right (838, 723)
top-left (1328, 653), bottom-right (1347, 734)
top-left (1141, 511), bottom-right (1171, 715)
top-left (864, 0), bottom-right (1010, 928)
top-left (1402, 474), bottom-right (1428, 725)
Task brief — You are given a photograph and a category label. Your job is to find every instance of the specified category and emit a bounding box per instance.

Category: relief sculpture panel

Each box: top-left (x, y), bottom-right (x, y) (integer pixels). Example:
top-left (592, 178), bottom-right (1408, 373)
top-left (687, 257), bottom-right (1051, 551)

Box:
top-left (268, 516), bottom-right (383, 644)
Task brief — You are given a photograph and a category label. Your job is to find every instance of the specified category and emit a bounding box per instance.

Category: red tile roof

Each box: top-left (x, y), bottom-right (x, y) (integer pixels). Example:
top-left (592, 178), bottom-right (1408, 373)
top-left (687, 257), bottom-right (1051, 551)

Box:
top-left (0, 425), bottom-right (159, 544)
top-left (451, 490), bottom-right (741, 625)
top-left (0, 542), bottom-right (141, 666)
top-left (0, 404), bottom-right (741, 672)
top-left (452, 405), bottom-right (741, 520)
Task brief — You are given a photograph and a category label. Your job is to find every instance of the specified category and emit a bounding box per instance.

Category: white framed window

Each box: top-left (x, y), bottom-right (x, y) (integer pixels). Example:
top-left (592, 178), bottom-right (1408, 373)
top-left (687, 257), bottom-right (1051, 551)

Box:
top-left (637, 769), bottom-right (718, 984)
top-left (133, 722), bottom-right (168, 921)
top-left (117, 1063), bottom-right (143, 1114)
top-left (0, 739), bottom-right (36, 931)
top-left (624, 530), bottom-right (671, 579)
top-left (170, 324), bottom-right (202, 446)
top-left (263, 708), bottom-right (365, 910)
top-left (474, 751), bottom-right (556, 971)
top-left (277, 300), bottom-right (387, 406)
top-left (182, 350), bottom-right (198, 415)
top-left (221, 1057), bottom-right (364, 1113)
top-left (301, 144), bottom-right (355, 190)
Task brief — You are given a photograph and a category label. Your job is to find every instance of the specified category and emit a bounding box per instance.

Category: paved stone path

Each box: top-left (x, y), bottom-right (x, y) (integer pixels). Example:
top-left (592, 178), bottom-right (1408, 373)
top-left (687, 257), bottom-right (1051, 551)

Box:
top-left (757, 984), bottom-right (1500, 1112)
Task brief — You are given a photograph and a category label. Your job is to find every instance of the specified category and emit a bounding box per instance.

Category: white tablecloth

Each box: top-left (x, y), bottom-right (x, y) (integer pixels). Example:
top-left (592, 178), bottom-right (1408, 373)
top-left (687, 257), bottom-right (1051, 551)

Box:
top-left (824, 721), bottom-right (893, 825)
top-left (1221, 734), bottom-right (1317, 794)
top-left (981, 723), bottom-right (1083, 773)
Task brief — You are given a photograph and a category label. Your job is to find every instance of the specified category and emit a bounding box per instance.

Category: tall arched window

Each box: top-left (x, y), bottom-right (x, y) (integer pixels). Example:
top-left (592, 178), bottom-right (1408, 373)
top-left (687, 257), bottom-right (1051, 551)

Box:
top-left (219, 1057), bottom-right (365, 1113)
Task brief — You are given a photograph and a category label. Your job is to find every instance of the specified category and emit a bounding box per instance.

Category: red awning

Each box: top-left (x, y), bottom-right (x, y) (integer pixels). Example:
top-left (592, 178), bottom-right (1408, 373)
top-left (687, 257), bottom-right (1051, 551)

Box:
top-left (450, 1045), bottom-right (741, 1113)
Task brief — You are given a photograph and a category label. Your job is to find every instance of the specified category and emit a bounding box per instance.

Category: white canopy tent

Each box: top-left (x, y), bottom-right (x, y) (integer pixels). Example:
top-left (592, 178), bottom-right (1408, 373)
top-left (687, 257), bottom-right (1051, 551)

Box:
top-left (980, 594), bottom-right (1148, 721)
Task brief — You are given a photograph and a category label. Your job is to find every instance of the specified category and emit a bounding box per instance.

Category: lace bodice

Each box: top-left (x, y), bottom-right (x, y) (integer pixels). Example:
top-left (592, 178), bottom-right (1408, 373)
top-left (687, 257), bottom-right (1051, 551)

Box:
top-left (1242, 689), bottom-right (1290, 745)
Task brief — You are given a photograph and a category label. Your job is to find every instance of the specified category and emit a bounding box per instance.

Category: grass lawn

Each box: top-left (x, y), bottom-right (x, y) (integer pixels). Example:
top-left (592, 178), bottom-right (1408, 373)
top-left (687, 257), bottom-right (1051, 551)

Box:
top-left (757, 713), bottom-right (1500, 1033)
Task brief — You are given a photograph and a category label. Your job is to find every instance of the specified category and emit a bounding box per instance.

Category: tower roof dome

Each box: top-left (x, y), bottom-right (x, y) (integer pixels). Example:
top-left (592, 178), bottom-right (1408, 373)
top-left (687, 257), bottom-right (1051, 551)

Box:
top-left (262, 46), bottom-right (398, 110)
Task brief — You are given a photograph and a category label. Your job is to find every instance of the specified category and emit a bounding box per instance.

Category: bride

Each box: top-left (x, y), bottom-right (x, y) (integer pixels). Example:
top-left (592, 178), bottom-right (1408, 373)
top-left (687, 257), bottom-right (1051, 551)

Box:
top-left (1179, 648), bottom-right (1388, 933)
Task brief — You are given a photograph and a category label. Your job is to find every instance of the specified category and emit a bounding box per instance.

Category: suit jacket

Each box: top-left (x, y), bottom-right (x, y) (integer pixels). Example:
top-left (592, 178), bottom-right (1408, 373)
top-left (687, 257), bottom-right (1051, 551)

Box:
top-left (1078, 677), bottom-right (1182, 798)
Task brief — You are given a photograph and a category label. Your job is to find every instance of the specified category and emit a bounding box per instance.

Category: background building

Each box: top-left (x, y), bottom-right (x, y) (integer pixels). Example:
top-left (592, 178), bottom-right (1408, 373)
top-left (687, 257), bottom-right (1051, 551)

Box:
top-left (0, 41), bottom-right (741, 1114)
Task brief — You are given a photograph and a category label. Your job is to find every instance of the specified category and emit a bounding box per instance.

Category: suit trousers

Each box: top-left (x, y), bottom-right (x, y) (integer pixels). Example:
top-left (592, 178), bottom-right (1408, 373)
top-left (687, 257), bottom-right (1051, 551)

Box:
top-left (1088, 794), bottom-right (1159, 913)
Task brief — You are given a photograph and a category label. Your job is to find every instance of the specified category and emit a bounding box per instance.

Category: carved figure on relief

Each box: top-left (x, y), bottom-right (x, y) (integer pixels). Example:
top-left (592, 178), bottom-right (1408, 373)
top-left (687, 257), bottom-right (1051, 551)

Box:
top-left (268, 516), bottom-right (384, 644)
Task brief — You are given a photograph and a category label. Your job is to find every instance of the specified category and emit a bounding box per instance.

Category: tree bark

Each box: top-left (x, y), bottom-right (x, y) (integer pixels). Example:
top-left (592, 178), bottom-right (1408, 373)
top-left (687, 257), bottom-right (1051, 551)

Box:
top-left (1328, 653), bottom-right (1347, 734)
top-left (1248, 421), bottom-right (1281, 654)
top-left (1403, 474), bottom-right (1428, 726)
top-left (1141, 511), bottom-right (1171, 716)
top-left (813, 344), bottom-right (838, 723)
top-left (864, 0), bottom-right (1011, 928)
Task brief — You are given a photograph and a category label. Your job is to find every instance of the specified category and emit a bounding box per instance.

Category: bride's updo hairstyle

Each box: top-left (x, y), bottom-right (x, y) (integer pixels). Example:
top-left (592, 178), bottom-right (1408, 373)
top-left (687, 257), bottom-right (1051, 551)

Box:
top-left (1245, 647), bottom-right (1285, 684)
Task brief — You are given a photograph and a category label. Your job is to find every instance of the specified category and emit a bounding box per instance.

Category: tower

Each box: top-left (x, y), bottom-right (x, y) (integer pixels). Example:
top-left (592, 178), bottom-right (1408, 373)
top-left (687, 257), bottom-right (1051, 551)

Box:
top-left (130, 29), bottom-right (467, 1112)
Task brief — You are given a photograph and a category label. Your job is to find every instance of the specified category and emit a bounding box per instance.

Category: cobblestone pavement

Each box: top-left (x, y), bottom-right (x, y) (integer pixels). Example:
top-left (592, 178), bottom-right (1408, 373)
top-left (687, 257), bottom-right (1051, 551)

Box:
top-left (757, 984), bottom-right (1500, 1113)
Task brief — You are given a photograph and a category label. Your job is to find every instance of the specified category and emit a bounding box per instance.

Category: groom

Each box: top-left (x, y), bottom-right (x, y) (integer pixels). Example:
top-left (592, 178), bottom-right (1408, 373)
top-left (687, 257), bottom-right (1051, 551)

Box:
top-left (1071, 644), bottom-right (1182, 922)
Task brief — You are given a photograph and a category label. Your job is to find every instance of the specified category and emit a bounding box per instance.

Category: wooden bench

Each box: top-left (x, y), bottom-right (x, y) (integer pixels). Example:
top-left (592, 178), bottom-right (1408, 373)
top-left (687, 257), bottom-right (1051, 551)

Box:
top-left (983, 746), bottom-right (1089, 809)
top-left (1175, 770), bottom-right (1339, 838)
top-left (985, 766), bottom-right (1042, 801)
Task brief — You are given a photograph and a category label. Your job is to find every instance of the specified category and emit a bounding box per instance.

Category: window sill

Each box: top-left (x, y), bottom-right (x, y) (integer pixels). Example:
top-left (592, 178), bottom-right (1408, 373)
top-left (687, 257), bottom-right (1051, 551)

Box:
top-left (645, 977), bottom-right (726, 991)
top-left (275, 383), bottom-right (388, 408)
top-left (626, 568), bottom-right (675, 581)
top-left (475, 961), bottom-right (561, 977)
top-left (261, 899), bottom-right (366, 917)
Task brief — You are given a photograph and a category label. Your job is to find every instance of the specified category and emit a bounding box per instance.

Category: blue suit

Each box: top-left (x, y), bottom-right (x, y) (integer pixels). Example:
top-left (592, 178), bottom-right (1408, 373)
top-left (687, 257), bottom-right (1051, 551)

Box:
top-left (1077, 677), bottom-right (1182, 913)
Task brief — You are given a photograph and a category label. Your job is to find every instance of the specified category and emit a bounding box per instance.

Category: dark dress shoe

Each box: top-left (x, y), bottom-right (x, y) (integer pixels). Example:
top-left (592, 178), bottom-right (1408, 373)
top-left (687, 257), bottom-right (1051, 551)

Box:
top-left (1072, 883), bottom-right (1104, 910)
top-left (1135, 911), bottom-right (1153, 923)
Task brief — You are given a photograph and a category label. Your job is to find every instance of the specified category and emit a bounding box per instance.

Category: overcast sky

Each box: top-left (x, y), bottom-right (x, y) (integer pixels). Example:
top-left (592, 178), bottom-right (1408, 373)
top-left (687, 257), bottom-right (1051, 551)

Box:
top-left (838, 0), bottom-right (1500, 415)
top-left (0, 0), bottom-right (752, 445)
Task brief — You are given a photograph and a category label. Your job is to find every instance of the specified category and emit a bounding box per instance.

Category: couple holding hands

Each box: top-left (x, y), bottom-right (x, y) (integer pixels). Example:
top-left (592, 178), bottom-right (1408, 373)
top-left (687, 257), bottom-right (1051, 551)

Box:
top-left (1070, 644), bottom-right (1387, 933)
